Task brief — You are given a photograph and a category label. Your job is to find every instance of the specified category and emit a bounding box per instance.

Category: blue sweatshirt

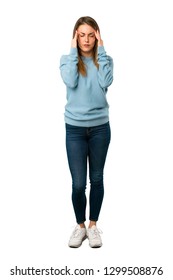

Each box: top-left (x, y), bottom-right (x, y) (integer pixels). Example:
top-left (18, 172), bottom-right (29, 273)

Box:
top-left (59, 46), bottom-right (113, 127)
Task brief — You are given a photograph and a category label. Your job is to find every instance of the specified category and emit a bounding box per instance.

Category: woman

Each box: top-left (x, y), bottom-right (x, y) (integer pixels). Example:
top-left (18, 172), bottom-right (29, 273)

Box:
top-left (59, 16), bottom-right (113, 248)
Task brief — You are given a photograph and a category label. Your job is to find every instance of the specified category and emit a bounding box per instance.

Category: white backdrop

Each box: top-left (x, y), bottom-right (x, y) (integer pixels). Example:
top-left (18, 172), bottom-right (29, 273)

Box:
top-left (0, 0), bottom-right (173, 279)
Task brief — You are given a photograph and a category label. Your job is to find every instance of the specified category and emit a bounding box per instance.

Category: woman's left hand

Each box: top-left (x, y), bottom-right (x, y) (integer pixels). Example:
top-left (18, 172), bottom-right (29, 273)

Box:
top-left (95, 30), bottom-right (103, 46)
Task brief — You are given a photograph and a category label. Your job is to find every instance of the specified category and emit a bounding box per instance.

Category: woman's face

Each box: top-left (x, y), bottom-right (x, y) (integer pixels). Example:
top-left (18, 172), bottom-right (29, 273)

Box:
top-left (77, 24), bottom-right (96, 57)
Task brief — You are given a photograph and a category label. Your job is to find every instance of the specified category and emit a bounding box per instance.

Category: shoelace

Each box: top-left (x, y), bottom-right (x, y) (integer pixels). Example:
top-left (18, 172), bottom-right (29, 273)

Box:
top-left (71, 226), bottom-right (85, 238)
top-left (89, 228), bottom-right (103, 239)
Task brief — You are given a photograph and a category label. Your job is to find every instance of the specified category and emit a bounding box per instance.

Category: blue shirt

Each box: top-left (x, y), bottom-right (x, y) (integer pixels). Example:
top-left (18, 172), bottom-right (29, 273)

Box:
top-left (60, 46), bottom-right (113, 127)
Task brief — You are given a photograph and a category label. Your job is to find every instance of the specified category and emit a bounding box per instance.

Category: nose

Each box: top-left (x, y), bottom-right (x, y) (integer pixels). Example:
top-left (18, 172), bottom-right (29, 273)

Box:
top-left (85, 35), bottom-right (89, 42)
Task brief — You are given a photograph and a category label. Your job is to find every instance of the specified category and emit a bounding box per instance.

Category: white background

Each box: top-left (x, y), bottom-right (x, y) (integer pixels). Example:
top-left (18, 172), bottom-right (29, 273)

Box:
top-left (0, 0), bottom-right (173, 279)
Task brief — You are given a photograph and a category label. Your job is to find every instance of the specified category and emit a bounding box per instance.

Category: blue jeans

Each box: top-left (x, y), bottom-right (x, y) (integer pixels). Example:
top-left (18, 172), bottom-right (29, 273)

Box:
top-left (65, 122), bottom-right (111, 224)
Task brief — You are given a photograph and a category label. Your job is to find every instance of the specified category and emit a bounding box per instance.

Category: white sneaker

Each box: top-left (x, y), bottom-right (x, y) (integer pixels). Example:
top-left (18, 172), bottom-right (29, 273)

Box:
top-left (87, 225), bottom-right (102, 248)
top-left (68, 225), bottom-right (87, 248)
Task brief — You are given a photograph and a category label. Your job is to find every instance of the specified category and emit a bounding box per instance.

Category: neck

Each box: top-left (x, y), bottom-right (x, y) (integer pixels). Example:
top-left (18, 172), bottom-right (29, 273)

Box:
top-left (80, 50), bottom-right (93, 58)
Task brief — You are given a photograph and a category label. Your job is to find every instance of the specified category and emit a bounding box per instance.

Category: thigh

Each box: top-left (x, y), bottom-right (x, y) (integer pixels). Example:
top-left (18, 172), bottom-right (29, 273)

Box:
top-left (66, 124), bottom-right (88, 187)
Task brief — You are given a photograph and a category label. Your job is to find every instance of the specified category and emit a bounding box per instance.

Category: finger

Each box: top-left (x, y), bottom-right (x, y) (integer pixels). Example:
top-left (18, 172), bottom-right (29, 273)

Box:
top-left (96, 30), bottom-right (101, 40)
top-left (95, 30), bottom-right (98, 39)
top-left (74, 30), bottom-right (78, 40)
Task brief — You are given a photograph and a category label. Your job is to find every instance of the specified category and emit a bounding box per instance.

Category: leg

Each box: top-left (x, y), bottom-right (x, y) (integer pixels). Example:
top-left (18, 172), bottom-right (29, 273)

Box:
top-left (66, 124), bottom-right (88, 224)
top-left (88, 122), bottom-right (111, 222)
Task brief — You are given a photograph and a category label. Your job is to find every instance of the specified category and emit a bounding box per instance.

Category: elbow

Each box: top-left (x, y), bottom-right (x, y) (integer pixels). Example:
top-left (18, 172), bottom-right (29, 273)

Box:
top-left (65, 80), bottom-right (78, 88)
top-left (98, 69), bottom-right (113, 88)
top-left (106, 76), bottom-right (113, 87)
top-left (61, 75), bottom-right (78, 88)
top-left (99, 76), bottom-right (113, 88)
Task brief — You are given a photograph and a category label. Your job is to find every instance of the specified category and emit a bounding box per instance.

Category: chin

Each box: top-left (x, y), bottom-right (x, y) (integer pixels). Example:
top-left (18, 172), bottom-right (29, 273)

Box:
top-left (82, 47), bottom-right (92, 52)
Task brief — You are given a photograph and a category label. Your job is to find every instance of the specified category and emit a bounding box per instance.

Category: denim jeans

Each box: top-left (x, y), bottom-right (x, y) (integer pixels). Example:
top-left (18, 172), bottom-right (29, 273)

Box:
top-left (65, 122), bottom-right (111, 224)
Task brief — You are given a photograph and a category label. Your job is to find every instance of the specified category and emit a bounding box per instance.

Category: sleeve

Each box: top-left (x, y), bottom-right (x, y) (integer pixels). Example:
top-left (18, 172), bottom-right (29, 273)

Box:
top-left (59, 48), bottom-right (79, 88)
top-left (97, 46), bottom-right (114, 89)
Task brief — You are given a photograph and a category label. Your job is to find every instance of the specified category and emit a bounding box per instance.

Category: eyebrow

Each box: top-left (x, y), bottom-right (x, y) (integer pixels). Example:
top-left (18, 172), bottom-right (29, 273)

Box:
top-left (80, 32), bottom-right (95, 35)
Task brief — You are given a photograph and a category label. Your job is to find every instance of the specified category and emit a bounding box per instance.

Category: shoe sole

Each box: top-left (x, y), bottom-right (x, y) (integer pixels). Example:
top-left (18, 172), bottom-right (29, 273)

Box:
top-left (68, 235), bottom-right (87, 248)
top-left (89, 242), bottom-right (102, 248)
top-left (89, 244), bottom-right (102, 248)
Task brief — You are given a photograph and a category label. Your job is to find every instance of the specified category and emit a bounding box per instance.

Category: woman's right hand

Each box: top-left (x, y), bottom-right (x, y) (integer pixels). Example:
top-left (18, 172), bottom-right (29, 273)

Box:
top-left (71, 31), bottom-right (78, 48)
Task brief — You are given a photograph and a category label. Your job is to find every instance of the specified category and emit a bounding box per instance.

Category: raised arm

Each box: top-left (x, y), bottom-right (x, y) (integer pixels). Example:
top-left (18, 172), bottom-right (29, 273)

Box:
top-left (59, 31), bottom-right (79, 88)
top-left (95, 31), bottom-right (113, 88)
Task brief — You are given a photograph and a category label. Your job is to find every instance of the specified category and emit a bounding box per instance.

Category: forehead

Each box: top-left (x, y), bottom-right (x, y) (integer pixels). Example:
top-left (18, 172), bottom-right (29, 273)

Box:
top-left (77, 24), bottom-right (95, 34)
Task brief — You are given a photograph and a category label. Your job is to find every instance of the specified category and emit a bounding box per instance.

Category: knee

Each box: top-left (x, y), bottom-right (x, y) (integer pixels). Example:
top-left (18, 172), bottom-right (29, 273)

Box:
top-left (90, 171), bottom-right (103, 187)
top-left (72, 181), bottom-right (86, 194)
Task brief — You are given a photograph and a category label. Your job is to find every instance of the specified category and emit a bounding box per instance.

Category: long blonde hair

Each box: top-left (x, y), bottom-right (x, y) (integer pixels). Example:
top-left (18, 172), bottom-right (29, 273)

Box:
top-left (72, 16), bottom-right (100, 76)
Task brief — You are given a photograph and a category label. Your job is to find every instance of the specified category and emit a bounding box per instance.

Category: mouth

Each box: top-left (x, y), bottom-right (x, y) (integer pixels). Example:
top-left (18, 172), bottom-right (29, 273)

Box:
top-left (83, 44), bottom-right (90, 47)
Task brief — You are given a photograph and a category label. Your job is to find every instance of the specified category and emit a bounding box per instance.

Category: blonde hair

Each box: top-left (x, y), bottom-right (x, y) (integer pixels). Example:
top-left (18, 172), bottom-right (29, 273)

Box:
top-left (72, 16), bottom-right (100, 76)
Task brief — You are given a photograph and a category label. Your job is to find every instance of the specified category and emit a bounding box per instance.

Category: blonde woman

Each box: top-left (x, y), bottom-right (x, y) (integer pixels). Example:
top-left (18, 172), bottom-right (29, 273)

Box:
top-left (60, 16), bottom-right (113, 248)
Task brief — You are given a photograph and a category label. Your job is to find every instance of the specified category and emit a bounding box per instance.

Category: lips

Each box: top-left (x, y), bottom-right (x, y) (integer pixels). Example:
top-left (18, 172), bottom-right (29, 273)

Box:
top-left (84, 44), bottom-right (90, 47)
